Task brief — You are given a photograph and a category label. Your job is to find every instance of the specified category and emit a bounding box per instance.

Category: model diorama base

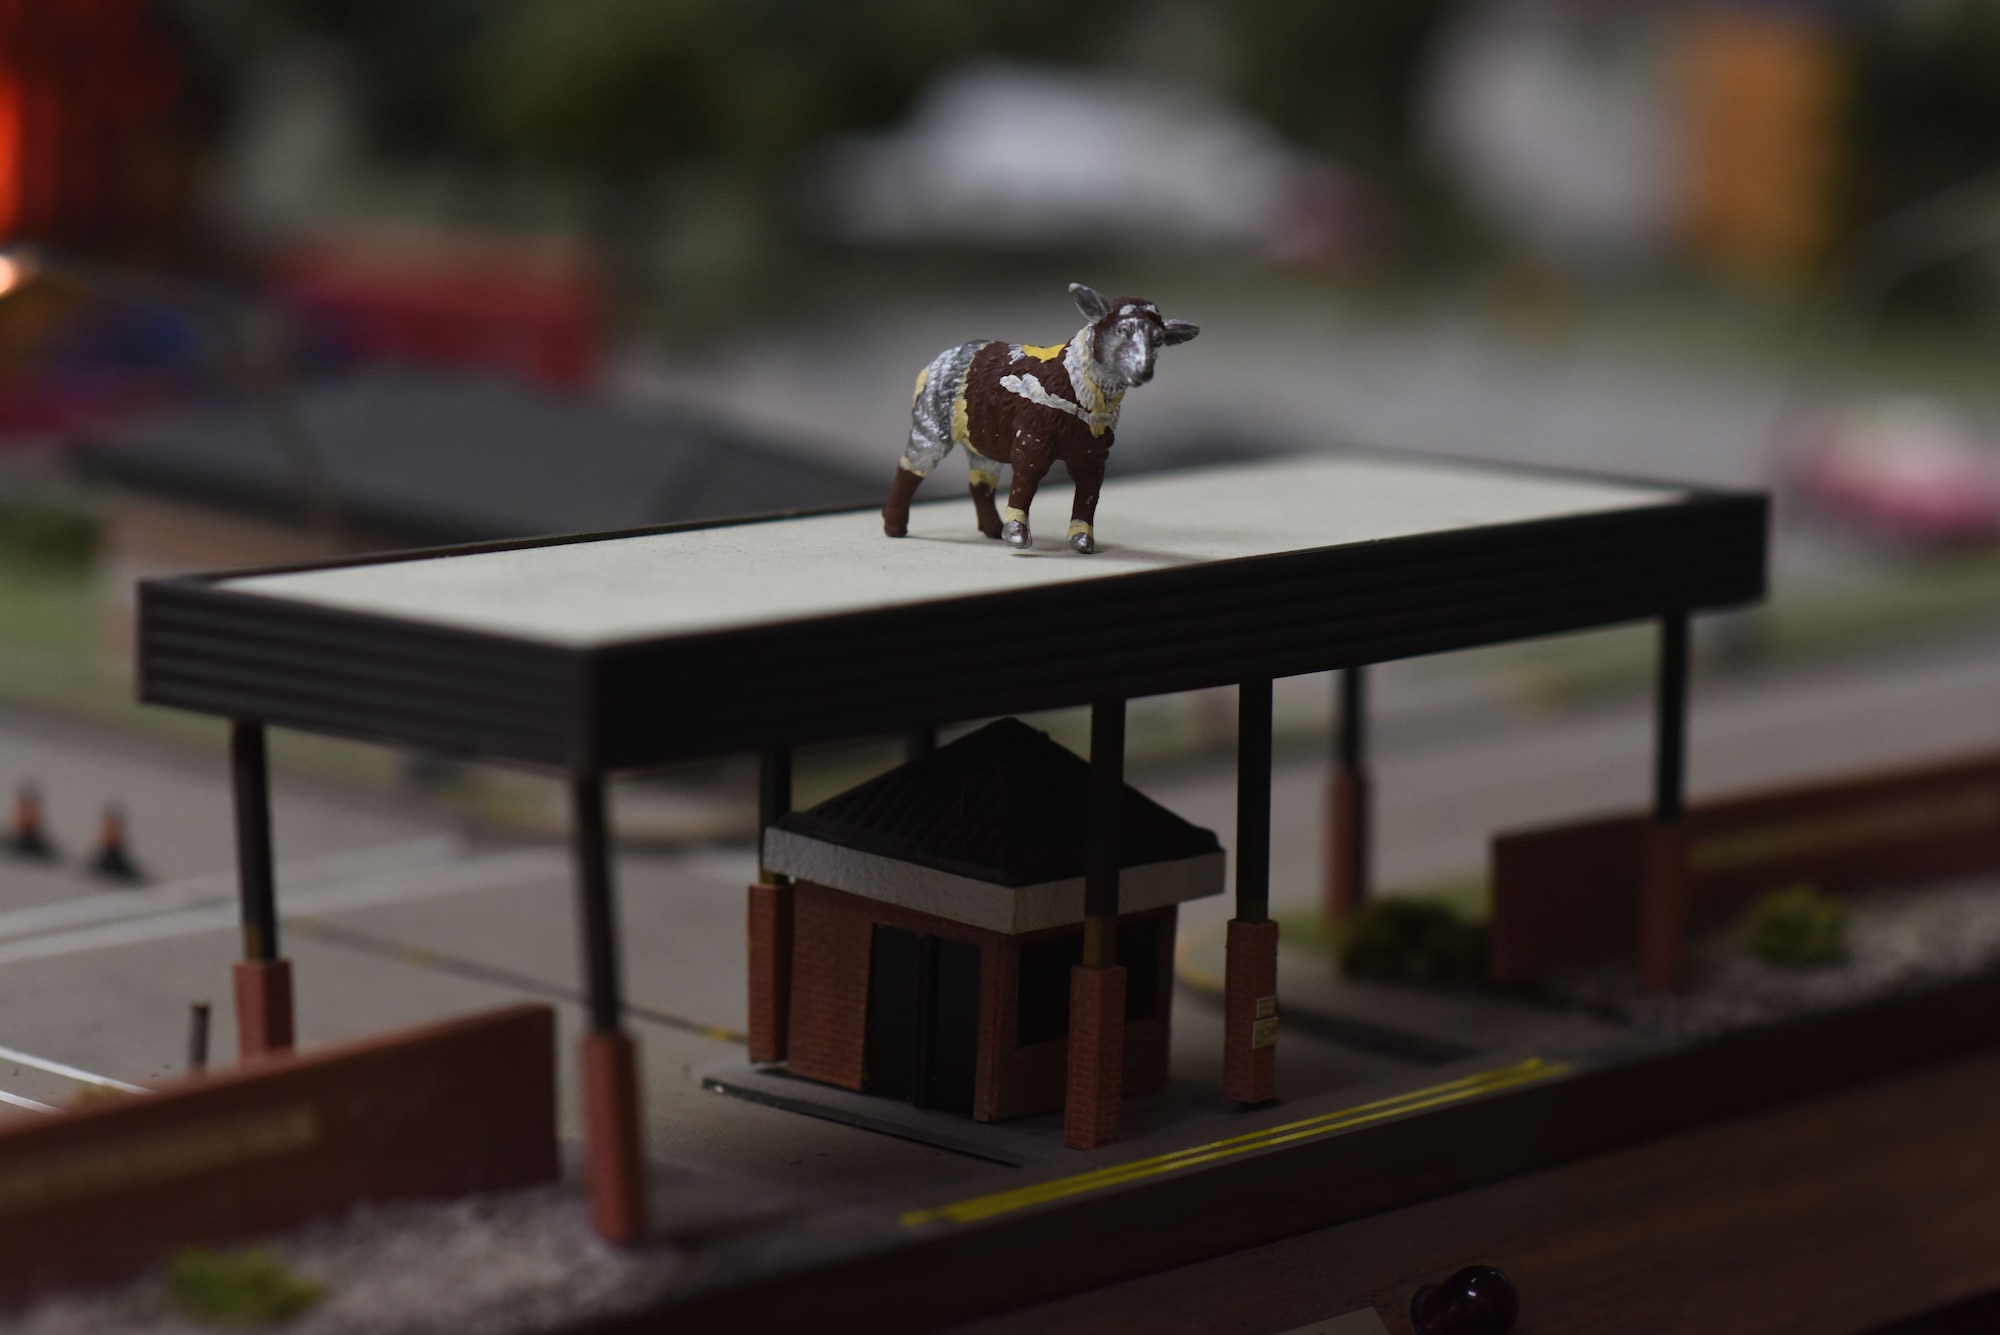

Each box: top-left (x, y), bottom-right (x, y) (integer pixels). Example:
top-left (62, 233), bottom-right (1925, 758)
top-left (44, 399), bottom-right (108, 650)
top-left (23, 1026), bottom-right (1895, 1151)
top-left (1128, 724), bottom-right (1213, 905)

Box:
top-left (696, 1059), bottom-right (1239, 1167)
top-left (1548, 872), bottom-right (2000, 1041)
top-left (122, 448), bottom-right (1777, 1330)
top-left (674, 964), bottom-right (2000, 1333)
top-left (19, 959), bottom-right (1999, 1335)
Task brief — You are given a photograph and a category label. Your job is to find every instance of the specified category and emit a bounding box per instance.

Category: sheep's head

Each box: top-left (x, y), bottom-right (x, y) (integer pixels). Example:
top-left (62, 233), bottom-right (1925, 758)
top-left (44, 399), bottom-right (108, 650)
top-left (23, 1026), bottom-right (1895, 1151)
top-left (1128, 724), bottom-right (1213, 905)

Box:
top-left (1071, 283), bottom-right (1198, 389)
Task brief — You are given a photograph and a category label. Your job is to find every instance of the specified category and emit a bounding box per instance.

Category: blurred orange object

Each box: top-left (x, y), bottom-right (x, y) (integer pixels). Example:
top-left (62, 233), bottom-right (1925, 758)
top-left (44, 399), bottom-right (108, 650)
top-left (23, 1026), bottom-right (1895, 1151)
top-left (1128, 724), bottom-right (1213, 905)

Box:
top-left (1677, 8), bottom-right (1844, 286)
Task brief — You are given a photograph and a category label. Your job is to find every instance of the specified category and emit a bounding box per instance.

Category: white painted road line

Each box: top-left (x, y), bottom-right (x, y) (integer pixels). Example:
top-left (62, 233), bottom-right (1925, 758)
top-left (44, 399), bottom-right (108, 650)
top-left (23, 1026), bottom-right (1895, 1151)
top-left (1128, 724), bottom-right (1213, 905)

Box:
top-left (0, 847), bottom-right (567, 967)
top-left (0, 1089), bottom-right (56, 1114)
top-left (0, 835), bottom-right (462, 946)
top-left (0, 1042), bottom-right (148, 1093)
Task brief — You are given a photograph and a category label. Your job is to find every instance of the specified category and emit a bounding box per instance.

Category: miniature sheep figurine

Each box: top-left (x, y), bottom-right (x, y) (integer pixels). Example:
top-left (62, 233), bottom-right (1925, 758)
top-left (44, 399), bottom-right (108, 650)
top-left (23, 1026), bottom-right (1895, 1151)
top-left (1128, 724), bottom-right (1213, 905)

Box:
top-left (881, 283), bottom-right (1199, 553)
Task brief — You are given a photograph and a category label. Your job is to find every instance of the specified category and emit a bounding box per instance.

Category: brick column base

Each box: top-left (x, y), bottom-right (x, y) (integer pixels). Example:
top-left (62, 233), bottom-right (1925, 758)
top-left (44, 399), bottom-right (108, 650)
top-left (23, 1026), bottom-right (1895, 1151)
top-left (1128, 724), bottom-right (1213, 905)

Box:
top-left (1326, 770), bottom-right (1370, 926)
top-left (747, 881), bottom-right (793, 1063)
top-left (1063, 964), bottom-right (1126, 1151)
top-left (233, 958), bottom-right (294, 1059)
top-left (1223, 918), bottom-right (1279, 1105)
top-left (581, 1030), bottom-right (649, 1244)
top-left (1639, 820), bottom-right (1690, 992)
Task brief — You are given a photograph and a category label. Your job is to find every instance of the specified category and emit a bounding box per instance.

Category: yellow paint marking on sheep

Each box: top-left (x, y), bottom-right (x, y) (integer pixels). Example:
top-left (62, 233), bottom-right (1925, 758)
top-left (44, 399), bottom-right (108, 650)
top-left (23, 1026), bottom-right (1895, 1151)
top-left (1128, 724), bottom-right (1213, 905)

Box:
top-left (912, 366), bottom-right (929, 406)
top-left (951, 381), bottom-right (971, 446)
top-left (1019, 342), bottom-right (1066, 361)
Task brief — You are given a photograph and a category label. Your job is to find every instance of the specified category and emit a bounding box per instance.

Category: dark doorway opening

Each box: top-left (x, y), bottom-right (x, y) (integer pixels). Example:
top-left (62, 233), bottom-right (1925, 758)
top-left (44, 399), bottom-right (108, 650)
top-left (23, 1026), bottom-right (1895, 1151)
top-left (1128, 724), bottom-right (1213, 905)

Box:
top-left (864, 926), bottom-right (981, 1113)
top-left (1015, 915), bottom-right (1164, 1048)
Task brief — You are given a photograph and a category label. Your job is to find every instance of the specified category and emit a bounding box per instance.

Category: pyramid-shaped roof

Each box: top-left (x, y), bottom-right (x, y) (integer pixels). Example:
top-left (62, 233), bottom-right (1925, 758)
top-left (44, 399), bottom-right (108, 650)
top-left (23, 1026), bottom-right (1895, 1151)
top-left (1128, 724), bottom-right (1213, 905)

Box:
top-left (774, 718), bottom-right (1220, 887)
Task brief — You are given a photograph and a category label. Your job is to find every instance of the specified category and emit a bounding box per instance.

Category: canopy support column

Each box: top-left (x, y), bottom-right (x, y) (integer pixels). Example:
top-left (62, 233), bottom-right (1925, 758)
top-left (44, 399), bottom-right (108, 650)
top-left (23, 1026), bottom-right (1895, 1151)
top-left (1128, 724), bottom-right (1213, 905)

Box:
top-left (573, 771), bottom-right (647, 1244)
top-left (1226, 679), bottom-right (1279, 1106)
top-left (748, 747), bottom-right (794, 1063)
top-left (1640, 614), bottom-right (1692, 991)
top-left (1065, 698), bottom-right (1127, 1151)
top-left (230, 721), bottom-right (292, 1058)
top-left (1326, 667), bottom-right (1371, 926)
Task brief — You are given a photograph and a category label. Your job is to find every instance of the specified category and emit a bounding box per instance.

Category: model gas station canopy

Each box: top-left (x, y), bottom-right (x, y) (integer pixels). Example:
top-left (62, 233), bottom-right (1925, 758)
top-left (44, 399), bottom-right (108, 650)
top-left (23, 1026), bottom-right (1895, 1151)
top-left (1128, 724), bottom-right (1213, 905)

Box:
top-left (136, 450), bottom-right (1767, 1243)
top-left (141, 453), bottom-right (1764, 768)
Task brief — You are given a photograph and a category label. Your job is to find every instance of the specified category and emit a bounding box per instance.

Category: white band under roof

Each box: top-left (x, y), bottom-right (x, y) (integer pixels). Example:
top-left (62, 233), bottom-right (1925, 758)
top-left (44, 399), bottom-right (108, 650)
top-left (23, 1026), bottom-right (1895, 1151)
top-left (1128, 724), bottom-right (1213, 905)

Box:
top-left (761, 827), bottom-right (1223, 934)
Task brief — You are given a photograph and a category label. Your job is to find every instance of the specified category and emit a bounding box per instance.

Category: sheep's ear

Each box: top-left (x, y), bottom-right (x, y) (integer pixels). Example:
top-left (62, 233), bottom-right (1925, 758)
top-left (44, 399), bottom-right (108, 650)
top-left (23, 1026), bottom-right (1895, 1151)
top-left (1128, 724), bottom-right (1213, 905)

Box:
top-left (1069, 283), bottom-right (1111, 321)
top-left (1160, 318), bottom-right (1200, 345)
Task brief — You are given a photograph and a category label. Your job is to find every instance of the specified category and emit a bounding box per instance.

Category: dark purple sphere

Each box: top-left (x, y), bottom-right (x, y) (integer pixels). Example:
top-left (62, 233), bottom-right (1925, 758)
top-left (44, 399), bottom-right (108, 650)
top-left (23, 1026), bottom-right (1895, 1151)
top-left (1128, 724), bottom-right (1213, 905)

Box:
top-left (1409, 1264), bottom-right (1519, 1335)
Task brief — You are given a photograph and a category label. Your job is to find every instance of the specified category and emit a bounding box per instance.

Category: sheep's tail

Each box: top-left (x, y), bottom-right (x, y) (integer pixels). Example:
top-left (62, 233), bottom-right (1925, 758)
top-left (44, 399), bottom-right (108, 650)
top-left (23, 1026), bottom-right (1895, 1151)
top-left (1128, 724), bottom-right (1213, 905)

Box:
top-left (903, 341), bottom-right (984, 476)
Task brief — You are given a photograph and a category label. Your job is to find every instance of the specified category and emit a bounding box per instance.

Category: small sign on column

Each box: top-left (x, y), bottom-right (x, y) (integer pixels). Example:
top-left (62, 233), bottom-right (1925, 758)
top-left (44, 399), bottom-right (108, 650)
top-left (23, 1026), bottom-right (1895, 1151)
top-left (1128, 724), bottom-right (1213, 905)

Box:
top-left (1252, 996), bottom-right (1279, 1049)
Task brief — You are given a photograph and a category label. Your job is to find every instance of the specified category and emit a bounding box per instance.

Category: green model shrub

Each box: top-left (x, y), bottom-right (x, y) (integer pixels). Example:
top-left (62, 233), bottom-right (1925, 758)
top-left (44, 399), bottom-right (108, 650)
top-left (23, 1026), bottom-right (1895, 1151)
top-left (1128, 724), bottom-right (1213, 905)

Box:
top-left (1337, 897), bottom-right (1485, 985)
top-left (0, 499), bottom-right (96, 570)
top-left (165, 1248), bottom-right (325, 1327)
top-left (1740, 884), bottom-right (1849, 969)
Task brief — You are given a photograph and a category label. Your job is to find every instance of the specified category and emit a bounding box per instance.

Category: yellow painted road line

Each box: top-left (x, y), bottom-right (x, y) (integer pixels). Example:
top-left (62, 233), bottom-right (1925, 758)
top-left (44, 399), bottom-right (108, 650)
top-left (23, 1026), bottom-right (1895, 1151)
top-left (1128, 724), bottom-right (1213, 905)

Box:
top-left (901, 1057), bottom-right (1568, 1228)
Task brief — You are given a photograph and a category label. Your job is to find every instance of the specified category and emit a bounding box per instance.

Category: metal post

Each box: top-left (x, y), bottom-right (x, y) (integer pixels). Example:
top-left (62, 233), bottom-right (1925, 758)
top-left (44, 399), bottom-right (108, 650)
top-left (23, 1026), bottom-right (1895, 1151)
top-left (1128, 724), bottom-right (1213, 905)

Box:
top-left (188, 1001), bottom-right (210, 1074)
top-left (1327, 666), bottom-right (1372, 925)
top-left (1226, 679), bottom-right (1280, 1104)
top-left (912, 936), bottom-right (938, 1109)
top-left (229, 720), bottom-right (293, 1056)
top-left (1641, 613), bottom-right (1692, 991)
top-left (1067, 697), bottom-right (1129, 1149)
top-left (1654, 613), bottom-right (1689, 823)
top-left (1084, 698), bottom-right (1125, 967)
top-left (1338, 666), bottom-right (1366, 777)
top-left (757, 746), bottom-right (792, 880)
top-left (1236, 679), bottom-right (1273, 924)
top-left (572, 773), bottom-right (624, 1034)
top-left (572, 769), bottom-right (648, 1243)
top-left (231, 722), bottom-right (277, 962)
top-left (751, 747), bottom-right (796, 1065)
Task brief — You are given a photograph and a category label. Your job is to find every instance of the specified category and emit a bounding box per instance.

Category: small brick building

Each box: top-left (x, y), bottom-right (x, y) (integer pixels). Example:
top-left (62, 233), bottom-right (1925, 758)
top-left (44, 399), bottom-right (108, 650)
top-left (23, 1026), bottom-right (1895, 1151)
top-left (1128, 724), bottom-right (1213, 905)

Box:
top-left (758, 718), bottom-right (1224, 1122)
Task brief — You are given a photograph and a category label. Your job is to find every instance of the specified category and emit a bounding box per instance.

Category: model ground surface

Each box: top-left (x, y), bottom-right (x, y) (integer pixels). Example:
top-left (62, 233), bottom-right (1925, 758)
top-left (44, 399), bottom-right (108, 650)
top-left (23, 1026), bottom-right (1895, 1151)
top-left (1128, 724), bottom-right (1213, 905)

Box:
top-left (5, 604), bottom-right (2000, 1329)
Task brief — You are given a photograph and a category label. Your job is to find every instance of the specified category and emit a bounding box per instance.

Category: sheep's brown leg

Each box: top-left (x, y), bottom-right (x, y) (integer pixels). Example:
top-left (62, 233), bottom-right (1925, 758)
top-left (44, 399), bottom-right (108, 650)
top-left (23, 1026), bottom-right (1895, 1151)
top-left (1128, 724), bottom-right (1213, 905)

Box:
top-left (882, 465), bottom-right (924, 538)
top-left (969, 483), bottom-right (1003, 539)
top-left (1064, 450), bottom-right (1107, 554)
top-left (1004, 435), bottom-right (1053, 549)
top-left (967, 452), bottom-right (1004, 539)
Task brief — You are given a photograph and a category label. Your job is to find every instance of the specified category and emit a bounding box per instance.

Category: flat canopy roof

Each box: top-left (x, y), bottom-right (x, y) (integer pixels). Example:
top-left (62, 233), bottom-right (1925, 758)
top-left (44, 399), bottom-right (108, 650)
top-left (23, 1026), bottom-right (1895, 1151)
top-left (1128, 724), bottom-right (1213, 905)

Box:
top-left (140, 452), bottom-right (1766, 770)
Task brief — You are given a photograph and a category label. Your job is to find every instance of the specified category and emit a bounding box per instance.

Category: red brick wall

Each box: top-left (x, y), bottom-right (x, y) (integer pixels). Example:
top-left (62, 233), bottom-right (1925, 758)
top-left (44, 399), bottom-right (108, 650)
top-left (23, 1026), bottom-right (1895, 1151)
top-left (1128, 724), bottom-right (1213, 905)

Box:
top-left (787, 883), bottom-right (1007, 1102)
top-left (785, 883), bottom-right (874, 1090)
top-left (1063, 964), bottom-right (1126, 1150)
top-left (786, 884), bottom-right (1177, 1122)
top-left (985, 908), bottom-right (1177, 1122)
top-left (1491, 751), bottom-right (2000, 982)
top-left (746, 881), bottom-right (793, 1063)
top-left (1223, 917), bottom-right (1279, 1104)
top-left (0, 1005), bottom-right (556, 1302)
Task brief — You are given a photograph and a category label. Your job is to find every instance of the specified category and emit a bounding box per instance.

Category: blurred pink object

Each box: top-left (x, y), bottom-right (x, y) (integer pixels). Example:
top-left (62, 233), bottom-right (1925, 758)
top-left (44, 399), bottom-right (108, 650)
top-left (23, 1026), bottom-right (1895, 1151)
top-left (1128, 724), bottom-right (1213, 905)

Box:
top-left (1786, 401), bottom-right (2000, 543)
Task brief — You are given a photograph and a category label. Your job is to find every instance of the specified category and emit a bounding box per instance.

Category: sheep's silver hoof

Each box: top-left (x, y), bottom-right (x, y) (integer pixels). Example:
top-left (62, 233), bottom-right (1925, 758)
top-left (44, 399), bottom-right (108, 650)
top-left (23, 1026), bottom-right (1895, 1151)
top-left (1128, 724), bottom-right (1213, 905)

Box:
top-left (1069, 530), bottom-right (1095, 554)
top-left (1003, 519), bottom-right (1032, 549)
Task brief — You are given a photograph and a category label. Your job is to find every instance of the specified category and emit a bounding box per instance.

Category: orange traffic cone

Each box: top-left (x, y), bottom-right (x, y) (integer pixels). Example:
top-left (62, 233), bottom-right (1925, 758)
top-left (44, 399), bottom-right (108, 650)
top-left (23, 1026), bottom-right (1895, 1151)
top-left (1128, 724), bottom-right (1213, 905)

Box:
top-left (6, 784), bottom-right (53, 860)
top-left (89, 804), bottom-right (142, 884)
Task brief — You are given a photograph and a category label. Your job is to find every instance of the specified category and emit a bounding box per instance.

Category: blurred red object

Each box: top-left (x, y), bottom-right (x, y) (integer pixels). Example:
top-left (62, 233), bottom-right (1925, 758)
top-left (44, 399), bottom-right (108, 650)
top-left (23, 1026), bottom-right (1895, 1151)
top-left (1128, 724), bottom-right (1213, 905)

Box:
top-left (0, 0), bottom-right (183, 245)
top-left (277, 225), bottom-right (605, 390)
top-left (1785, 401), bottom-right (2000, 543)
